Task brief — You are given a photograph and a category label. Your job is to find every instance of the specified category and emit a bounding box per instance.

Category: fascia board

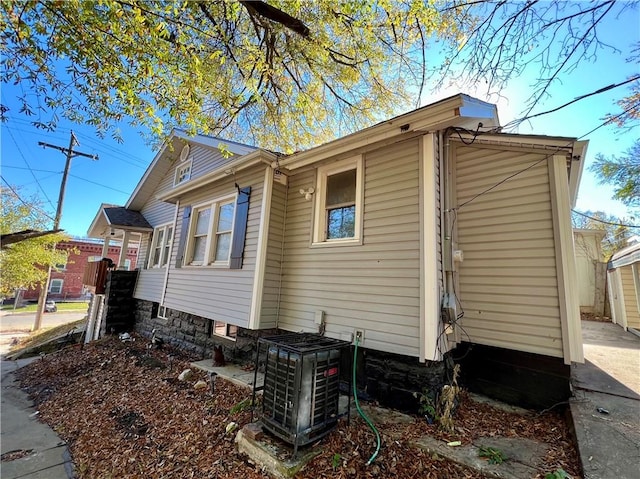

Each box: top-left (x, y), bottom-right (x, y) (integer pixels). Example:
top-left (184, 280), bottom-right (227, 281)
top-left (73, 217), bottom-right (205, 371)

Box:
top-left (280, 95), bottom-right (500, 170)
top-left (452, 132), bottom-right (578, 149)
top-left (569, 140), bottom-right (588, 208)
top-left (156, 150), bottom-right (277, 203)
top-left (172, 130), bottom-right (258, 157)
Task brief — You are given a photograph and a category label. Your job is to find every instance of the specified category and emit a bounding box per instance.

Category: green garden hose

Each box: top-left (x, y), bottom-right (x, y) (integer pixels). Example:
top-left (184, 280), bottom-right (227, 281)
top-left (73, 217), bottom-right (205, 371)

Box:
top-left (352, 335), bottom-right (381, 466)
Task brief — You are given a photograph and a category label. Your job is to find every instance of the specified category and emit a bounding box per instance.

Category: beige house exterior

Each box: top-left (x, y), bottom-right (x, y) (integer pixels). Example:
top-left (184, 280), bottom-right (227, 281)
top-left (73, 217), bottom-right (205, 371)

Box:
top-left (608, 241), bottom-right (640, 333)
top-left (88, 94), bottom-right (586, 408)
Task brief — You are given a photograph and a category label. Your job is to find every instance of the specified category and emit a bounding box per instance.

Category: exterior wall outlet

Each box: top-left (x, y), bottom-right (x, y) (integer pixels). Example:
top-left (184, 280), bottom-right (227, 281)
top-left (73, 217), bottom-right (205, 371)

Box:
top-left (354, 329), bottom-right (364, 344)
top-left (314, 310), bottom-right (325, 325)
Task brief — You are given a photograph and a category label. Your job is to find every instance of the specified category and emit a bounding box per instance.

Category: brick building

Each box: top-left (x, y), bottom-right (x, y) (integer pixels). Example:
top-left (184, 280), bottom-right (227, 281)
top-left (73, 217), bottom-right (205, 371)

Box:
top-left (23, 239), bottom-right (138, 302)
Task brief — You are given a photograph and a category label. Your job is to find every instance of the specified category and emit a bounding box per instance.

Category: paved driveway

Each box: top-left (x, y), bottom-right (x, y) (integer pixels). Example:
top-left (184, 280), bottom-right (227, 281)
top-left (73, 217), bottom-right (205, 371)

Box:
top-left (576, 320), bottom-right (640, 397)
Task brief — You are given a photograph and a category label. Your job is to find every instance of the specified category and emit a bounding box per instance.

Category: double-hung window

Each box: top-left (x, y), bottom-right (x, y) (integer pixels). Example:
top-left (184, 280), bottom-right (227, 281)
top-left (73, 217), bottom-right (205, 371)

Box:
top-left (186, 195), bottom-right (236, 266)
top-left (313, 155), bottom-right (363, 245)
top-left (149, 224), bottom-right (174, 268)
top-left (49, 279), bottom-right (64, 294)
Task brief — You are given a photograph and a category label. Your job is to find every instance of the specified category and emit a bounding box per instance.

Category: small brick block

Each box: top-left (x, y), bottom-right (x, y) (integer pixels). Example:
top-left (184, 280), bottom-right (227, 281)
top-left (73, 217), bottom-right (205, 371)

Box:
top-left (243, 422), bottom-right (264, 441)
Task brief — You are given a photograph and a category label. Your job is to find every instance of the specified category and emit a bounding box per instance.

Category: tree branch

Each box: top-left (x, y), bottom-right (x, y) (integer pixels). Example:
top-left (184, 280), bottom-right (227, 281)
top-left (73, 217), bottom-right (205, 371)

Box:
top-left (238, 1), bottom-right (309, 38)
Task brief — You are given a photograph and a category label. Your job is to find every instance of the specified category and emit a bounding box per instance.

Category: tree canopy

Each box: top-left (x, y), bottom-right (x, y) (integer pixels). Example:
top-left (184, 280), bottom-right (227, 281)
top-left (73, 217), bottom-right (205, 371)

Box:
top-left (434, 1), bottom-right (640, 130)
top-left (1, 1), bottom-right (637, 151)
top-left (0, 186), bottom-right (68, 298)
top-left (1, 0), bottom-right (463, 152)
top-left (590, 139), bottom-right (640, 211)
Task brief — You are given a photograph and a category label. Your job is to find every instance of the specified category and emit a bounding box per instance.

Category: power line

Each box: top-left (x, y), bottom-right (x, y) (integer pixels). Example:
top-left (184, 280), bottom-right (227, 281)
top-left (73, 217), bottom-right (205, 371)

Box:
top-left (68, 173), bottom-right (130, 195)
top-left (4, 126), bottom-right (56, 210)
top-left (454, 108), bottom-right (639, 212)
top-left (0, 176), bottom-right (56, 222)
top-left (504, 76), bottom-right (640, 130)
top-left (572, 209), bottom-right (639, 228)
top-left (3, 165), bottom-right (131, 196)
top-left (2, 165), bottom-right (62, 174)
top-left (4, 122), bottom-right (148, 169)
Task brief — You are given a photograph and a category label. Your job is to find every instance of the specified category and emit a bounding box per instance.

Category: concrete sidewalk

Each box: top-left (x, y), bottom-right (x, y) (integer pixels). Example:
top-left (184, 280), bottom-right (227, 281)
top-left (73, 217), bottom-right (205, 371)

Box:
top-left (0, 357), bottom-right (75, 479)
top-left (570, 321), bottom-right (640, 479)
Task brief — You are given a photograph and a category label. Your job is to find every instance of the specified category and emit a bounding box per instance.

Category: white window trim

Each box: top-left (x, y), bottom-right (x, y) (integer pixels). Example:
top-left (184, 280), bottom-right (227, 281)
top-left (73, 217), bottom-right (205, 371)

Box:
top-left (173, 159), bottom-right (192, 187)
top-left (212, 320), bottom-right (237, 341)
top-left (148, 223), bottom-right (174, 269)
top-left (157, 305), bottom-right (168, 319)
top-left (55, 259), bottom-right (67, 271)
top-left (49, 278), bottom-right (64, 294)
top-left (185, 193), bottom-right (236, 267)
top-left (312, 155), bottom-right (364, 246)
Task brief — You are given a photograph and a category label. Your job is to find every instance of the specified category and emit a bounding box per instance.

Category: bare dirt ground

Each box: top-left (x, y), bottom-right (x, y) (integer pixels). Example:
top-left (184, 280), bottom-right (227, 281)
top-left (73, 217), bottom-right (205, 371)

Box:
top-left (14, 336), bottom-right (581, 478)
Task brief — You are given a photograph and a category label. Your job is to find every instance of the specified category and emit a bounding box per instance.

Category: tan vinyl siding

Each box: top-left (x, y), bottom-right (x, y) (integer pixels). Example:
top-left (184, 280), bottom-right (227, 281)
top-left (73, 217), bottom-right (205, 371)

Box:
top-left (278, 138), bottom-right (421, 357)
top-left (188, 143), bottom-right (237, 180)
top-left (135, 174), bottom-right (176, 301)
top-left (621, 265), bottom-right (640, 329)
top-left (454, 144), bottom-right (564, 358)
top-left (260, 181), bottom-right (286, 329)
top-left (162, 166), bottom-right (264, 328)
top-left (134, 269), bottom-right (165, 303)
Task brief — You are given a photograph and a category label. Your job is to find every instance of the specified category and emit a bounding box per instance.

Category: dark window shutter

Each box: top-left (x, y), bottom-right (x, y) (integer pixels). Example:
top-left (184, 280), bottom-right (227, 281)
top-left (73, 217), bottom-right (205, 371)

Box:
top-left (175, 205), bottom-right (192, 268)
top-left (230, 187), bottom-right (251, 269)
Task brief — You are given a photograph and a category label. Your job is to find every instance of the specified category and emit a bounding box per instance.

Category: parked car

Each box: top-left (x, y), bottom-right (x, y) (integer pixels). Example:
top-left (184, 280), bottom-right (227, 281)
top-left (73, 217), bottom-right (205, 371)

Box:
top-left (45, 300), bottom-right (57, 312)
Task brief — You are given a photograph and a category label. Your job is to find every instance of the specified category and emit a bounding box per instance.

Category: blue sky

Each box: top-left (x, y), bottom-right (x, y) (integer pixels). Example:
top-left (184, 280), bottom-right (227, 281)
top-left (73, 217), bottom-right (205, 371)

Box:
top-left (1, 6), bottom-right (638, 238)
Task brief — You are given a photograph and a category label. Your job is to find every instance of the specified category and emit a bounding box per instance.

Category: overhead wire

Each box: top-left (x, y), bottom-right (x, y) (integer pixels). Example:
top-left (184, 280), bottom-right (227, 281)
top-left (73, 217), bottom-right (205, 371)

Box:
top-left (4, 126), bottom-right (56, 210)
top-left (1, 175), bottom-right (56, 222)
top-left (440, 107), bottom-right (637, 360)
top-left (571, 209), bottom-right (639, 228)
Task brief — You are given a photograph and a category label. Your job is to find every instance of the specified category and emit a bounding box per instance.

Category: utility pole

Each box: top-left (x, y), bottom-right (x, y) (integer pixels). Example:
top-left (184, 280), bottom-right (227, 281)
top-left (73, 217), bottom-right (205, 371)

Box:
top-left (33, 131), bottom-right (98, 331)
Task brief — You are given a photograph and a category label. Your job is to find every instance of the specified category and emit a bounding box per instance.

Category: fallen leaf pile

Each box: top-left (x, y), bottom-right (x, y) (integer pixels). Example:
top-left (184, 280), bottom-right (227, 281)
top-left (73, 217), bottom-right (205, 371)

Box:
top-left (16, 336), bottom-right (581, 478)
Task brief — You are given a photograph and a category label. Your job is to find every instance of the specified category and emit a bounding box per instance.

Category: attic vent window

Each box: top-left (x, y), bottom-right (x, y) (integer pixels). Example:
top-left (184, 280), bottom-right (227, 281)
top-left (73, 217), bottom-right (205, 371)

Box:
top-left (174, 145), bottom-right (192, 186)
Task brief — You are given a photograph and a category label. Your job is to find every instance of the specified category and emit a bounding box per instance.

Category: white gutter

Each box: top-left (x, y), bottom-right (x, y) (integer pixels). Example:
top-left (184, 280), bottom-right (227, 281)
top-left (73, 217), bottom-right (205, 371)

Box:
top-left (279, 94), bottom-right (498, 171)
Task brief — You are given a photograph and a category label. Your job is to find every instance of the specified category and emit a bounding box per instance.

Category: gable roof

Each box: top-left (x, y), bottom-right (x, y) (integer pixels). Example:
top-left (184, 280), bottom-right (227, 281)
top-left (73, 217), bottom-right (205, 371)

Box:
top-left (609, 240), bottom-right (640, 269)
top-left (86, 203), bottom-right (153, 238)
top-left (126, 130), bottom-right (258, 211)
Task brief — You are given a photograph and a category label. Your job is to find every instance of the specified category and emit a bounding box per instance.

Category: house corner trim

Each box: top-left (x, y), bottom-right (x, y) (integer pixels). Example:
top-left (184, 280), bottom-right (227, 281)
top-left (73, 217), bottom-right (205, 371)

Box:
top-left (420, 134), bottom-right (440, 361)
top-left (549, 155), bottom-right (583, 364)
top-left (248, 166), bottom-right (274, 329)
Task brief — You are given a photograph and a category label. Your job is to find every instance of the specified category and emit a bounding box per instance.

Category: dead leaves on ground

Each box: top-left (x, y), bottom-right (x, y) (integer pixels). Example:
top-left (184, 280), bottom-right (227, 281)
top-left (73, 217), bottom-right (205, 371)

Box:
top-left (17, 337), bottom-right (580, 478)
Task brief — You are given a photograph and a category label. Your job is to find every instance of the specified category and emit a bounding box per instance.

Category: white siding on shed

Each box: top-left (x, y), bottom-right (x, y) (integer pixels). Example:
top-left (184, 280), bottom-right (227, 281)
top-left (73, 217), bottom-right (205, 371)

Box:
top-left (454, 144), bottom-right (564, 358)
top-left (278, 139), bottom-right (422, 357)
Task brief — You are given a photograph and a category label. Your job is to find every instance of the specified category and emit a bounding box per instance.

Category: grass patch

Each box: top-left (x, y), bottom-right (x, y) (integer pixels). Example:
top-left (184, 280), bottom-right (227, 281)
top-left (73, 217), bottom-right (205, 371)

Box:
top-left (1, 301), bottom-right (89, 313)
top-left (8, 319), bottom-right (86, 359)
